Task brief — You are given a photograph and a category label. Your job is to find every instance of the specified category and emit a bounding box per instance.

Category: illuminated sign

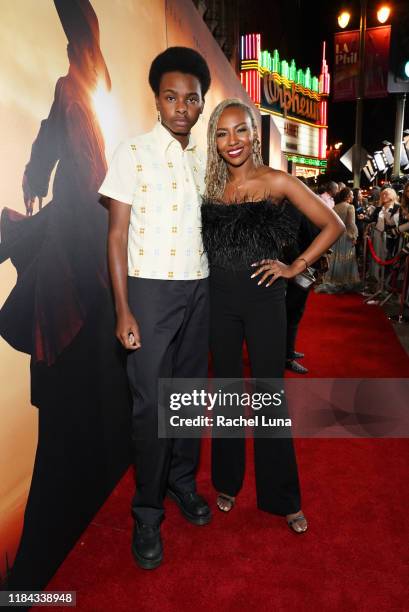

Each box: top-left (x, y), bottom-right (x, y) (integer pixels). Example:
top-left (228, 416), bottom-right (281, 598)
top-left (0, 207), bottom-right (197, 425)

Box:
top-left (263, 77), bottom-right (320, 122)
top-left (287, 155), bottom-right (327, 168)
top-left (270, 114), bottom-right (323, 162)
top-left (240, 34), bottom-right (330, 168)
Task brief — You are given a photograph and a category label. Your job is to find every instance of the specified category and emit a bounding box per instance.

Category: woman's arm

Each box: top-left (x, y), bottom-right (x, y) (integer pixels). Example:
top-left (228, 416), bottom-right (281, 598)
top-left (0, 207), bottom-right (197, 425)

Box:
top-left (384, 204), bottom-right (400, 226)
top-left (252, 171), bottom-right (344, 284)
top-left (345, 204), bottom-right (358, 242)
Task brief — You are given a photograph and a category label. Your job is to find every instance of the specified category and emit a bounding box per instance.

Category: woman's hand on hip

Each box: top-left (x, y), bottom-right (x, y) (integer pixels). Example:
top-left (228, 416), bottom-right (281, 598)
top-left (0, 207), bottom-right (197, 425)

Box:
top-left (251, 259), bottom-right (299, 286)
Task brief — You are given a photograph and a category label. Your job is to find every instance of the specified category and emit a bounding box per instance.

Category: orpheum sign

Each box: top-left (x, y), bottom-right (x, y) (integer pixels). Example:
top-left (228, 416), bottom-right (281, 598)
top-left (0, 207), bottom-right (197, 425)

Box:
top-left (263, 75), bottom-right (320, 122)
top-left (240, 34), bottom-right (329, 167)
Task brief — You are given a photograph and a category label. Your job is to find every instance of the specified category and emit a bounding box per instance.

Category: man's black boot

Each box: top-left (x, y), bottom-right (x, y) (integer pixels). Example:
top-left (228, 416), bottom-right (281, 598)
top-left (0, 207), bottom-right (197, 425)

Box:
top-left (167, 489), bottom-right (211, 525)
top-left (132, 521), bottom-right (163, 570)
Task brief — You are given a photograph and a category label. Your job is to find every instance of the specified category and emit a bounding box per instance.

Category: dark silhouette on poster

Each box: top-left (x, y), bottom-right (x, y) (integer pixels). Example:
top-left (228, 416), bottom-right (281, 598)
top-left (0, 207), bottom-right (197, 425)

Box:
top-left (0, 0), bottom-right (131, 590)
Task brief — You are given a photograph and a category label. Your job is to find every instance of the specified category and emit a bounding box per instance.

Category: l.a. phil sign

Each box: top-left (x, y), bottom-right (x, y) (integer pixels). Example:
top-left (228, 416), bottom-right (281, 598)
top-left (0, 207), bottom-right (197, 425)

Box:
top-left (333, 25), bottom-right (391, 102)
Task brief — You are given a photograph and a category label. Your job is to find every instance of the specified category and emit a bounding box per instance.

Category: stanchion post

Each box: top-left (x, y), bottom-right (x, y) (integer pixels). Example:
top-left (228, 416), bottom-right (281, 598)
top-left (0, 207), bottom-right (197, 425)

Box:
top-left (398, 255), bottom-right (409, 323)
top-left (361, 227), bottom-right (368, 292)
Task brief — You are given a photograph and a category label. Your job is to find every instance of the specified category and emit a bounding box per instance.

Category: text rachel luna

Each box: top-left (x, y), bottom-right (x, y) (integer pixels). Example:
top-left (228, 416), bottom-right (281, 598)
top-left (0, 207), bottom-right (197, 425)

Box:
top-left (169, 415), bottom-right (292, 428)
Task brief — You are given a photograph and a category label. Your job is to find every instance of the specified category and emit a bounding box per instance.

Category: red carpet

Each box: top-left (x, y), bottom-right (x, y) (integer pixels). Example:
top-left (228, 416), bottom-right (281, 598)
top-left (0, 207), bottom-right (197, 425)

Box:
top-left (35, 293), bottom-right (409, 611)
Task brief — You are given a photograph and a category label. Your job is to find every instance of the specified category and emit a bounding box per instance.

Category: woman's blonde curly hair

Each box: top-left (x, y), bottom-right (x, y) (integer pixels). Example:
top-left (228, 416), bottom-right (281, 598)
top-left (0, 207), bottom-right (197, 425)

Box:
top-left (204, 98), bottom-right (263, 200)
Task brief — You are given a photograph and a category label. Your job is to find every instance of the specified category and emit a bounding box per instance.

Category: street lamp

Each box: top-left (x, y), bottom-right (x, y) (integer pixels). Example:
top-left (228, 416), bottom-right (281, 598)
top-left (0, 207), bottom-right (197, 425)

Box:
top-left (377, 6), bottom-right (391, 24)
top-left (337, 2), bottom-right (393, 187)
top-left (338, 11), bottom-right (351, 29)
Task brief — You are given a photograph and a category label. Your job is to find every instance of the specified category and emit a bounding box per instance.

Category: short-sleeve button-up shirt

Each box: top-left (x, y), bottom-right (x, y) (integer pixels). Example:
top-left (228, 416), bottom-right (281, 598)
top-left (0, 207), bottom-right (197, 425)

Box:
top-left (99, 122), bottom-right (208, 280)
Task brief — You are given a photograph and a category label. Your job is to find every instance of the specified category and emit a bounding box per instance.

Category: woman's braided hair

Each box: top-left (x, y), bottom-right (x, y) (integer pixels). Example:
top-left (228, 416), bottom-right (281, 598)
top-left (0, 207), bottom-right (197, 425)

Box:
top-left (204, 98), bottom-right (263, 200)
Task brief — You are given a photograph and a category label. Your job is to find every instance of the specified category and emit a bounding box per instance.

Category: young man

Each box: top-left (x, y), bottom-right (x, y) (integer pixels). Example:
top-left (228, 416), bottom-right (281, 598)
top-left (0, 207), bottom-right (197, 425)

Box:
top-left (99, 47), bottom-right (211, 569)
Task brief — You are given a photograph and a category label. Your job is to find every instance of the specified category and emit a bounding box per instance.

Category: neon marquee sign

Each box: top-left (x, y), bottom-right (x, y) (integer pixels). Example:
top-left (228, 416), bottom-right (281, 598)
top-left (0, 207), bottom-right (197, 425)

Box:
top-left (264, 78), bottom-right (320, 122)
top-left (240, 34), bottom-right (330, 164)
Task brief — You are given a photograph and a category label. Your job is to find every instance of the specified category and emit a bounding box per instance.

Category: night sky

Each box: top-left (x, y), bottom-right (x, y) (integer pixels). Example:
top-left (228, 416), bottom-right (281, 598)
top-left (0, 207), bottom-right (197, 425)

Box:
top-left (239, 0), bottom-right (409, 163)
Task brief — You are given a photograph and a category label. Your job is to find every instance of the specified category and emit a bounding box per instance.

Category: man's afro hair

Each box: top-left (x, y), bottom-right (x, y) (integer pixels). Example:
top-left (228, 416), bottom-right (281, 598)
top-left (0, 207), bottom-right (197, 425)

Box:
top-left (149, 46), bottom-right (211, 96)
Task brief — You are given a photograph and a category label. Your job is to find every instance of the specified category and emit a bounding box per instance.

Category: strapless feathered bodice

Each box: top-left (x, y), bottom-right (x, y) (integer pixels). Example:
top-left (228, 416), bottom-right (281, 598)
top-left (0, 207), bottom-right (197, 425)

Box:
top-left (201, 198), bottom-right (297, 270)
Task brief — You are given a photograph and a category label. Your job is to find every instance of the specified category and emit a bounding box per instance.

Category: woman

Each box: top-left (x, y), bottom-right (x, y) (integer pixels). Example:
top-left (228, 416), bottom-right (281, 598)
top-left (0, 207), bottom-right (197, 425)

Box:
top-left (397, 183), bottom-right (409, 256)
top-left (396, 182), bottom-right (409, 233)
top-left (401, 182), bottom-right (409, 215)
top-left (316, 187), bottom-right (361, 293)
top-left (387, 183), bottom-right (409, 249)
top-left (352, 187), bottom-right (365, 258)
top-left (201, 99), bottom-right (343, 533)
top-left (365, 187), bottom-right (400, 278)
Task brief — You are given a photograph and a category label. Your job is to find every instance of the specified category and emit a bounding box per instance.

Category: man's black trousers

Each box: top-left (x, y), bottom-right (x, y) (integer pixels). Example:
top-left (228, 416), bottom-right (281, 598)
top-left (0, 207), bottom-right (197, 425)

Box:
top-left (127, 276), bottom-right (209, 525)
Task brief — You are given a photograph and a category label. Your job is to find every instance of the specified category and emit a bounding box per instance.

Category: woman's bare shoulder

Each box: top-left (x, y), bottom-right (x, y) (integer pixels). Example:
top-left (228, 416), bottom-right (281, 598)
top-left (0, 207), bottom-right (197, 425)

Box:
top-left (256, 167), bottom-right (289, 191)
top-left (256, 167), bottom-right (287, 180)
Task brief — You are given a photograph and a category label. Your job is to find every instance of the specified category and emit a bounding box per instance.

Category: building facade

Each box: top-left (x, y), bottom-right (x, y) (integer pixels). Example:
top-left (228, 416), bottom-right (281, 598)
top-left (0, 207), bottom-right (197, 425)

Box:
top-left (240, 33), bottom-right (330, 177)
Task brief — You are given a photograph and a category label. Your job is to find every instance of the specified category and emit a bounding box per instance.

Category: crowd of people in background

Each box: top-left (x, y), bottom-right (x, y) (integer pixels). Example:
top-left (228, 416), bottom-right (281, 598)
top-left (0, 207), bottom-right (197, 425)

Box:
top-left (299, 176), bottom-right (409, 293)
top-left (284, 176), bottom-right (409, 374)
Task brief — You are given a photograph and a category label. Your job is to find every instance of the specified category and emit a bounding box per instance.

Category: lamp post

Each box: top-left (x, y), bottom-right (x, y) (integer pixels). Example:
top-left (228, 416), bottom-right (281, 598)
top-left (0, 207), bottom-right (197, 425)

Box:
top-left (337, 3), bottom-right (392, 187)
top-left (353, 0), bottom-right (367, 188)
top-left (392, 93), bottom-right (407, 177)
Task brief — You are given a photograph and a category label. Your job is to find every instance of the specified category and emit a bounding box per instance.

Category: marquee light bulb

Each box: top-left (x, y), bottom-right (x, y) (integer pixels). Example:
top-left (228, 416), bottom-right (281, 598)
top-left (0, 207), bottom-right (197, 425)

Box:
top-left (338, 11), bottom-right (351, 29)
top-left (377, 6), bottom-right (390, 24)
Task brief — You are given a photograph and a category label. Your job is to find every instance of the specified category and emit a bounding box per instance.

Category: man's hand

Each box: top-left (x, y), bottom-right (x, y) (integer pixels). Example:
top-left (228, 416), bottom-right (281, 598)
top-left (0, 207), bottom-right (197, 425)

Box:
top-left (22, 173), bottom-right (42, 216)
top-left (116, 309), bottom-right (141, 350)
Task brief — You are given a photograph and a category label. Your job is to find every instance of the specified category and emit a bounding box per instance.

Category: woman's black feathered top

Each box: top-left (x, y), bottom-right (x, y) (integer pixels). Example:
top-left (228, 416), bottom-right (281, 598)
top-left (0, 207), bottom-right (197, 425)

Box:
top-left (201, 198), bottom-right (298, 270)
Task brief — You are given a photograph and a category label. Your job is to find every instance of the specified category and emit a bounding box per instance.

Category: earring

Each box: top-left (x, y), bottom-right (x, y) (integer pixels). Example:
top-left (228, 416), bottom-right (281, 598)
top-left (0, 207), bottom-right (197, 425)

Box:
top-left (157, 110), bottom-right (161, 123)
top-left (253, 136), bottom-right (261, 160)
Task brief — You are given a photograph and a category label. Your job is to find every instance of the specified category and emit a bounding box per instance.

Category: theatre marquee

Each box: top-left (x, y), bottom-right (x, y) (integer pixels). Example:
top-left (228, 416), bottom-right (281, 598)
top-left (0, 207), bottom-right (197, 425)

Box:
top-left (240, 33), bottom-right (330, 177)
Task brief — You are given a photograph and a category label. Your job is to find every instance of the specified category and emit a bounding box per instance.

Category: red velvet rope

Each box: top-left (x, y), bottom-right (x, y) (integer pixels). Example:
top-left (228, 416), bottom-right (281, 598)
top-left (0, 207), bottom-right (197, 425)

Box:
top-left (366, 236), bottom-right (402, 266)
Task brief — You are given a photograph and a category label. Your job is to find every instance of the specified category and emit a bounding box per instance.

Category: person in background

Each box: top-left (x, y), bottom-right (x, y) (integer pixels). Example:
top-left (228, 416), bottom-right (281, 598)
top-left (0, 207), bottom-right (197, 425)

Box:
top-left (285, 178), bottom-right (320, 375)
top-left (397, 181), bottom-right (409, 227)
top-left (365, 187), bottom-right (400, 274)
top-left (338, 181), bottom-right (346, 191)
top-left (401, 182), bottom-right (409, 218)
top-left (316, 187), bottom-right (361, 293)
top-left (365, 186), bottom-right (381, 217)
top-left (388, 182), bottom-right (409, 249)
top-left (319, 181), bottom-right (338, 209)
top-left (352, 187), bottom-right (365, 260)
